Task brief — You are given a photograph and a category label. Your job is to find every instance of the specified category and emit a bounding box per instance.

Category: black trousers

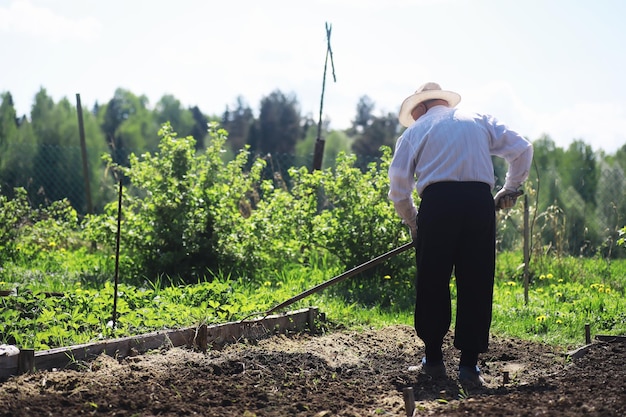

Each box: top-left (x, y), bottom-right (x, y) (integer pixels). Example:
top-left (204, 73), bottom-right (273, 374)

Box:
top-left (414, 181), bottom-right (496, 354)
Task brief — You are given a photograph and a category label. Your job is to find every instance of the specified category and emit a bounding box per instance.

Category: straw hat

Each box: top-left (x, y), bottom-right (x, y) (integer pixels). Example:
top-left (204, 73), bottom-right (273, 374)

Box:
top-left (398, 82), bottom-right (461, 127)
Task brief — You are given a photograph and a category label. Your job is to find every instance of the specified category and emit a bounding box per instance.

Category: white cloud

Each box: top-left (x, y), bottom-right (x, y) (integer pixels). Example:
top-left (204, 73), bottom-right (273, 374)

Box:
top-left (0, 0), bottom-right (100, 42)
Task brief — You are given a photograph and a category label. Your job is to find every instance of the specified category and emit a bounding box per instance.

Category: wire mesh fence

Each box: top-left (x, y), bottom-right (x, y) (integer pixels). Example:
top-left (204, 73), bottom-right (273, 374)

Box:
top-left (1, 143), bottom-right (88, 211)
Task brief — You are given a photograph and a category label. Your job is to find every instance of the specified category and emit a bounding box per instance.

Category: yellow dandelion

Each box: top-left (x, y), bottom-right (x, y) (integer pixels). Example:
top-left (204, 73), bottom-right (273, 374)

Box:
top-left (506, 281), bottom-right (517, 287)
top-left (384, 275), bottom-right (391, 280)
top-left (558, 279), bottom-right (564, 283)
top-left (536, 315), bottom-right (547, 322)
top-left (263, 281), bottom-right (271, 287)
top-left (605, 287), bottom-right (611, 294)
top-left (546, 273), bottom-right (553, 279)
top-left (556, 292), bottom-right (563, 298)
top-left (556, 319), bottom-right (563, 324)
top-left (539, 274), bottom-right (546, 280)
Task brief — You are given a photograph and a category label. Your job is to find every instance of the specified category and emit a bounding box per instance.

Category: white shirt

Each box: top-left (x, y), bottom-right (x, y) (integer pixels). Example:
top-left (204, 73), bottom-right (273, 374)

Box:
top-left (388, 105), bottom-right (533, 224)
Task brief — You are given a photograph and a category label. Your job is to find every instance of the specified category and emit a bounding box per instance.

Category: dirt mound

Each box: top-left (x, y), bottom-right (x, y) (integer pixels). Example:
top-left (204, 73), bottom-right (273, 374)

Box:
top-left (0, 325), bottom-right (624, 416)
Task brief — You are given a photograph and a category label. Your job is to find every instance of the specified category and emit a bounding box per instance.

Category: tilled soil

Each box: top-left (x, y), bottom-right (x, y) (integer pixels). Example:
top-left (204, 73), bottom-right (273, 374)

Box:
top-left (0, 324), bottom-right (624, 416)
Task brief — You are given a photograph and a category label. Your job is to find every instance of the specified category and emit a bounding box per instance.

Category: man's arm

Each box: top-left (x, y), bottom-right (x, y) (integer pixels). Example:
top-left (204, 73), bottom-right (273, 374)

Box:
top-left (388, 137), bottom-right (419, 237)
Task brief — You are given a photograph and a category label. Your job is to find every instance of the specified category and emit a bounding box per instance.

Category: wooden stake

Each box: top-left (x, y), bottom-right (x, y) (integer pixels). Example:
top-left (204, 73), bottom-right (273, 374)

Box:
top-left (194, 324), bottom-right (208, 352)
top-left (523, 194), bottom-right (530, 305)
top-left (403, 387), bottom-right (415, 417)
top-left (17, 349), bottom-right (34, 375)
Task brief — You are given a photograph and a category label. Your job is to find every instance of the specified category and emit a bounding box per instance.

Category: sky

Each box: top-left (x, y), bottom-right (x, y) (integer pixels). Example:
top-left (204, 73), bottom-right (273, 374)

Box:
top-left (1, 0), bottom-right (625, 153)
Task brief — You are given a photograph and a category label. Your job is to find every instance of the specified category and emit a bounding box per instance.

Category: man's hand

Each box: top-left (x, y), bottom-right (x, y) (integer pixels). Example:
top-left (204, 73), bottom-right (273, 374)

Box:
top-left (494, 189), bottom-right (523, 210)
top-left (404, 215), bottom-right (418, 241)
top-left (393, 199), bottom-right (418, 240)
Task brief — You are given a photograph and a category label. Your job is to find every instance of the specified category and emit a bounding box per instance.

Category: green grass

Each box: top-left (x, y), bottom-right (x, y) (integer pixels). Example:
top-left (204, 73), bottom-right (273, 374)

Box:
top-left (1, 248), bottom-right (624, 351)
top-left (491, 265), bottom-right (625, 348)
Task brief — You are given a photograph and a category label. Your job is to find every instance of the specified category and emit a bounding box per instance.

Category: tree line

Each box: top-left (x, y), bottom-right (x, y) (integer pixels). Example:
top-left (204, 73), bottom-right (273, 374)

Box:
top-left (0, 88), bottom-right (401, 211)
top-left (1, 87), bottom-right (625, 256)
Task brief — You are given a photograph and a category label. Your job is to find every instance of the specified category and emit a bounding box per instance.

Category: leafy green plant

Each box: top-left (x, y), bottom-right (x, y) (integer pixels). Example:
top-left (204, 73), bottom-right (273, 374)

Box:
top-left (0, 187), bottom-right (86, 284)
top-left (14, 198), bottom-right (81, 259)
top-left (1, 277), bottom-right (260, 350)
top-left (2, 250), bottom-right (625, 350)
top-left (83, 122), bottom-right (265, 284)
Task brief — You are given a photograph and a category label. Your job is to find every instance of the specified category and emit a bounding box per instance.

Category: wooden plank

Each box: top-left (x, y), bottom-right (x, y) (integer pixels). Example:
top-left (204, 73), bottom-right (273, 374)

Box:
top-left (209, 308), bottom-right (317, 348)
top-left (0, 307), bottom-right (317, 380)
top-left (566, 334), bottom-right (626, 359)
top-left (33, 327), bottom-right (197, 372)
top-left (595, 335), bottom-right (626, 343)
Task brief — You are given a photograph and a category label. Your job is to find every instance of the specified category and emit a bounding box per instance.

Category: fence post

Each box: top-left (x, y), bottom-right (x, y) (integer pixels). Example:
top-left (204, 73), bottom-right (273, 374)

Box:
top-left (76, 93), bottom-right (94, 215)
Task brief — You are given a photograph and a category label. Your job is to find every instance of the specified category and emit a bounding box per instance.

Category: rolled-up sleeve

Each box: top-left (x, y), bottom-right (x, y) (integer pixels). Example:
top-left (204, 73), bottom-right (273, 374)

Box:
top-left (486, 115), bottom-right (534, 190)
top-left (504, 145), bottom-right (533, 190)
top-left (388, 136), bottom-right (419, 224)
top-left (388, 136), bottom-right (416, 202)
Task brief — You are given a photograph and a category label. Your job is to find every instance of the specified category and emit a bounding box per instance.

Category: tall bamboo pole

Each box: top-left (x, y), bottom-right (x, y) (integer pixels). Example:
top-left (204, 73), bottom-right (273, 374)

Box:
top-left (312, 22), bottom-right (336, 171)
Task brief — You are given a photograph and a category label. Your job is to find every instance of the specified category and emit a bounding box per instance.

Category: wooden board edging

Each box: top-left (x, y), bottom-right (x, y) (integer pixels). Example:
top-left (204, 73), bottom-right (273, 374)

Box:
top-left (1, 307), bottom-right (319, 381)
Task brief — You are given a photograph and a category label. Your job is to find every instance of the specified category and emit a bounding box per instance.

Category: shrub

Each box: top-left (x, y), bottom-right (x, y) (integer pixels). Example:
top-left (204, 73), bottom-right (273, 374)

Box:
top-left (0, 187), bottom-right (30, 264)
top-left (84, 123), bottom-right (264, 284)
top-left (0, 187), bottom-right (81, 268)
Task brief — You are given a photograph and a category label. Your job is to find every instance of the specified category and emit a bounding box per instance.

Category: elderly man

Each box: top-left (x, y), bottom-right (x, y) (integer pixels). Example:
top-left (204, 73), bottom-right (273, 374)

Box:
top-left (388, 82), bottom-right (533, 387)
